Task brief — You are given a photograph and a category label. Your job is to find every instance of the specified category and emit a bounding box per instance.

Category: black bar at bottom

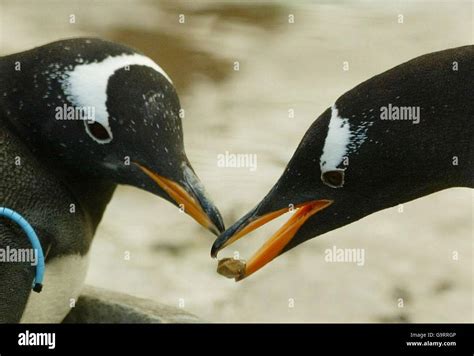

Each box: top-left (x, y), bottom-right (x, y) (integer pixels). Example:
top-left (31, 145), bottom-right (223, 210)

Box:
top-left (0, 323), bottom-right (471, 355)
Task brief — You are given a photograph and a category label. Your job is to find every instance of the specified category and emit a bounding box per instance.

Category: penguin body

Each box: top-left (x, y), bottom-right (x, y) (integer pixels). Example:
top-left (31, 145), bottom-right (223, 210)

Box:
top-left (1, 38), bottom-right (224, 322)
top-left (1, 118), bottom-right (106, 322)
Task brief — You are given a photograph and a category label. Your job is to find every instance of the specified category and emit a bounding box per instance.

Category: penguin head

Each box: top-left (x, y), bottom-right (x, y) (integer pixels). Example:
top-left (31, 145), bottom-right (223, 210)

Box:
top-left (3, 38), bottom-right (224, 235)
top-left (211, 106), bottom-right (354, 278)
top-left (211, 79), bottom-right (451, 279)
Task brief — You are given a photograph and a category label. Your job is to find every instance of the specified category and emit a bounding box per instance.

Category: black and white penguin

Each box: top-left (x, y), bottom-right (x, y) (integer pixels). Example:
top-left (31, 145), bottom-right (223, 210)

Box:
top-left (212, 45), bottom-right (473, 280)
top-left (0, 38), bottom-right (224, 322)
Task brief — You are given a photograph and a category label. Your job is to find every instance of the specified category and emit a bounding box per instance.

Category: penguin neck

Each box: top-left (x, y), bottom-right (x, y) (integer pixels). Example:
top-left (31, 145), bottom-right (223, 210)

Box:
top-left (62, 173), bottom-right (117, 232)
top-left (36, 155), bottom-right (116, 232)
top-left (333, 46), bottom-right (474, 193)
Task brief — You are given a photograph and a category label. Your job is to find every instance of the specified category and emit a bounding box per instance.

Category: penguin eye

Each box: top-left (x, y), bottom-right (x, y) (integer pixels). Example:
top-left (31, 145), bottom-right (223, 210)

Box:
top-left (322, 170), bottom-right (345, 188)
top-left (85, 121), bottom-right (111, 142)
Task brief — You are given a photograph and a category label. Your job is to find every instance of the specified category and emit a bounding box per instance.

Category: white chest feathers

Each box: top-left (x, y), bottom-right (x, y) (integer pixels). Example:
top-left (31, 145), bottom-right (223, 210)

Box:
top-left (20, 253), bottom-right (89, 323)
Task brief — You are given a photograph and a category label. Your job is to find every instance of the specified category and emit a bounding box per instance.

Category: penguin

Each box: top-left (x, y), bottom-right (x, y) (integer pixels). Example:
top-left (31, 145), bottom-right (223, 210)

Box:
top-left (0, 37), bottom-right (224, 322)
top-left (212, 45), bottom-right (473, 280)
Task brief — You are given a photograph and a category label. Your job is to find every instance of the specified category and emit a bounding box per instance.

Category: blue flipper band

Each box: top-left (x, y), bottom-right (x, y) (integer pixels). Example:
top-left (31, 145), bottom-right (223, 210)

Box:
top-left (0, 207), bottom-right (45, 293)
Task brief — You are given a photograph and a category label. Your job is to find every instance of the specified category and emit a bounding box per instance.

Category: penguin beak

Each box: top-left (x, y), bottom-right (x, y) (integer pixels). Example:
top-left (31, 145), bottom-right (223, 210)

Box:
top-left (135, 163), bottom-right (225, 236)
top-left (211, 199), bottom-right (333, 280)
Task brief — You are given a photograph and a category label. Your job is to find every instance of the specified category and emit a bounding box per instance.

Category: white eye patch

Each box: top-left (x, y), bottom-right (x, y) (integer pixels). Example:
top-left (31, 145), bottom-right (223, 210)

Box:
top-left (60, 53), bottom-right (172, 144)
top-left (319, 105), bottom-right (374, 187)
top-left (320, 105), bottom-right (352, 173)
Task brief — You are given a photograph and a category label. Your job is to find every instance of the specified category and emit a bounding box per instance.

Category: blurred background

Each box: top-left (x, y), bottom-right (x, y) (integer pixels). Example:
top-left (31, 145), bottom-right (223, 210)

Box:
top-left (1, 0), bottom-right (472, 322)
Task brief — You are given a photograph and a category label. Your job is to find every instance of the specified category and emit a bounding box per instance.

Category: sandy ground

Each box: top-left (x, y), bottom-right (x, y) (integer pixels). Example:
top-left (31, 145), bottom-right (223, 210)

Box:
top-left (1, 0), bottom-right (472, 322)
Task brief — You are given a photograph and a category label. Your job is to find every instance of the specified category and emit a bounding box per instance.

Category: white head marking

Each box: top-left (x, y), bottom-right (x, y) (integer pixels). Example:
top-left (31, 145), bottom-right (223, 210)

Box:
top-left (320, 105), bottom-right (352, 173)
top-left (320, 104), bottom-right (374, 182)
top-left (61, 53), bottom-right (172, 144)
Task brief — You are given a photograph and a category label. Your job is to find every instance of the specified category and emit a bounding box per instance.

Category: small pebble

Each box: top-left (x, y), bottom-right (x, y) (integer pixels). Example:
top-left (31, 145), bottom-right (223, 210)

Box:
top-left (217, 258), bottom-right (246, 280)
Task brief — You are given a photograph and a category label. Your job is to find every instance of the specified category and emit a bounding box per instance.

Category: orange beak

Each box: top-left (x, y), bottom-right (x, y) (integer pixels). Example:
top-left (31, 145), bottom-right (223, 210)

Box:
top-left (135, 163), bottom-right (223, 235)
top-left (213, 200), bottom-right (333, 280)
